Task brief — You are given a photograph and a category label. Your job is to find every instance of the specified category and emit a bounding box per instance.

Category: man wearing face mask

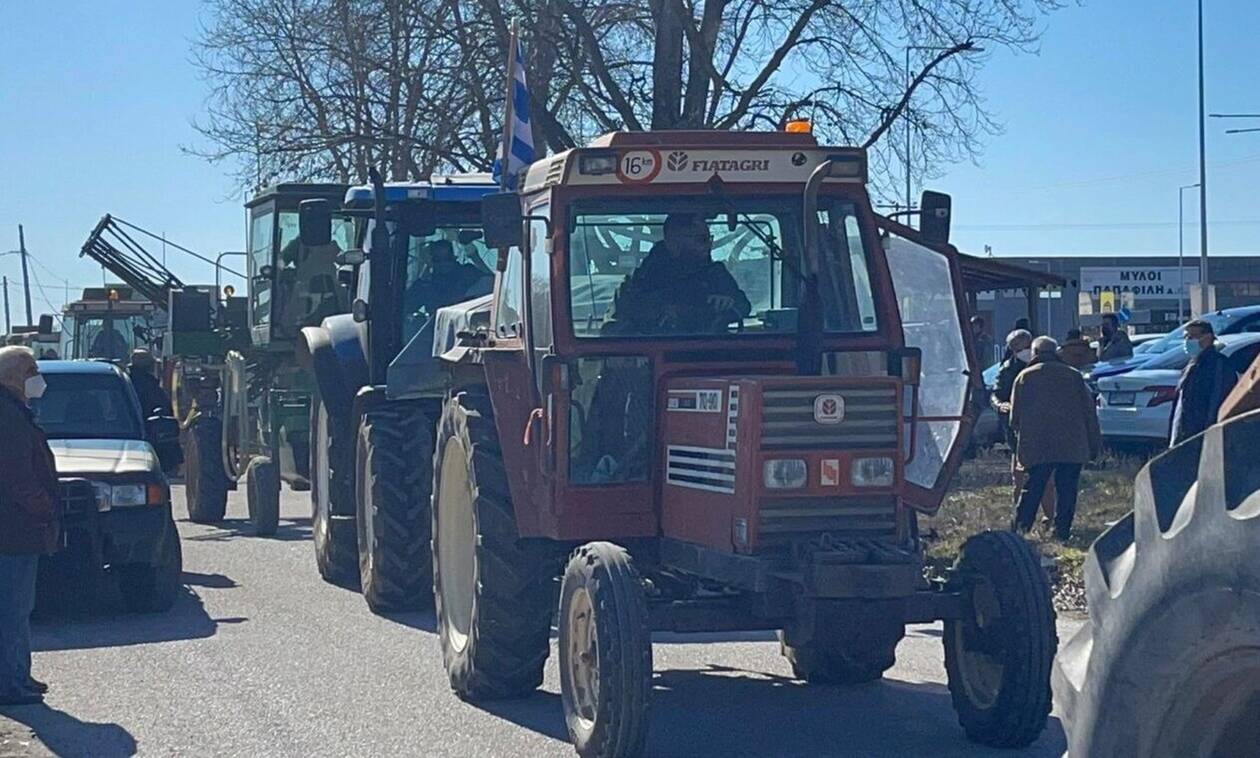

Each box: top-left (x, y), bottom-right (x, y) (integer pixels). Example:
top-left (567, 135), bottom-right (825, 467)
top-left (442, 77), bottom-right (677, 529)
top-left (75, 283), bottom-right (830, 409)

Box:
top-left (991, 329), bottom-right (1057, 522)
top-left (1169, 320), bottom-right (1239, 447)
top-left (1096, 313), bottom-right (1133, 362)
top-left (0, 347), bottom-right (60, 705)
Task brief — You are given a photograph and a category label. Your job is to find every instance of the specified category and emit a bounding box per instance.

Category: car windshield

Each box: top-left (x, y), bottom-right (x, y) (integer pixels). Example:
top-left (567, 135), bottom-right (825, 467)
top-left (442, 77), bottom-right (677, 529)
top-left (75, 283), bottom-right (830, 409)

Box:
top-left (32, 373), bottom-right (143, 440)
top-left (567, 195), bottom-right (878, 338)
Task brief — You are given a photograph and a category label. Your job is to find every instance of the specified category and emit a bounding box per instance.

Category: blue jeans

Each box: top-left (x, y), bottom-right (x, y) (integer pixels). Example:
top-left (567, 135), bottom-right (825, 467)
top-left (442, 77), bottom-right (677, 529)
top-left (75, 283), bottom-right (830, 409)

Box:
top-left (0, 554), bottom-right (38, 694)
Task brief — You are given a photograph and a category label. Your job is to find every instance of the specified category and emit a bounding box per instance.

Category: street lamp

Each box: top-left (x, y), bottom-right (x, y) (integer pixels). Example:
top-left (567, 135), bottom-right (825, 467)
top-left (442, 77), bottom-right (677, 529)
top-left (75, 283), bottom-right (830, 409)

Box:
top-left (903, 44), bottom-right (983, 214)
top-left (1195, 0), bottom-right (1209, 315)
top-left (1178, 183), bottom-right (1200, 322)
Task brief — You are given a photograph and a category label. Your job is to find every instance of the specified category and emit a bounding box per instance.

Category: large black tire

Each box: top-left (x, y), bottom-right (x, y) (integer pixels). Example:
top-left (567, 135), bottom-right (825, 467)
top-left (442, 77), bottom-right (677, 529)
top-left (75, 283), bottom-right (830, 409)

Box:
top-left (310, 392), bottom-right (358, 586)
top-left (356, 404), bottom-right (435, 612)
top-left (779, 600), bottom-right (906, 684)
top-left (183, 415), bottom-right (228, 523)
top-left (119, 518), bottom-right (183, 613)
top-left (1053, 410), bottom-right (1260, 758)
top-left (246, 456), bottom-right (281, 537)
top-left (943, 530), bottom-right (1055, 748)
top-left (433, 388), bottom-right (556, 700)
top-left (559, 541), bottom-right (652, 758)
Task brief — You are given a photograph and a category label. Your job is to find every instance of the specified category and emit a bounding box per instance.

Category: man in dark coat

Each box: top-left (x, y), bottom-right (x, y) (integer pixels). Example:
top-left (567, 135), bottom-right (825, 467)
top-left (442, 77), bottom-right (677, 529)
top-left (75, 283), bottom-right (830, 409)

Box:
top-left (128, 349), bottom-right (172, 418)
top-left (404, 240), bottom-right (486, 321)
top-left (605, 214), bottom-right (751, 335)
top-left (0, 346), bottom-right (60, 705)
top-left (1096, 313), bottom-right (1133, 362)
top-left (1170, 320), bottom-right (1239, 446)
top-left (1010, 337), bottom-right (1102, 540)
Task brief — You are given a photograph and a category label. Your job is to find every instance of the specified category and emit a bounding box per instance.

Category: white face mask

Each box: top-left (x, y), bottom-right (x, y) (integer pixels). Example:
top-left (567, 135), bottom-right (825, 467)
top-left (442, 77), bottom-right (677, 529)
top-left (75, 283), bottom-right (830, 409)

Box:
top-left (1016, 348), bottom-right (1033, 363)
top-left (24, 374), bottom-right (46, 400)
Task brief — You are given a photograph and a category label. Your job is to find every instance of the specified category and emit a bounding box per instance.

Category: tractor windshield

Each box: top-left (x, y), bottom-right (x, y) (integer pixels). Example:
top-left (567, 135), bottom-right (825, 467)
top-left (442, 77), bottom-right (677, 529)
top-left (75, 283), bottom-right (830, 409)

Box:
top-left (399, 225), bottom-right (496, 342)
top-left (567, 195), bottom-right (878, 338)
top-left (68, 313), bottom-right (153, 360)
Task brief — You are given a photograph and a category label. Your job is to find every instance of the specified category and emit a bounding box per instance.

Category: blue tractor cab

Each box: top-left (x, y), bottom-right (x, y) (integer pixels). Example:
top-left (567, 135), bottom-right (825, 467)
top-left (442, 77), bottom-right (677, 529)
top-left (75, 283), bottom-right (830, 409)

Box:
top-left (296, 174), bottom-right (500, 611)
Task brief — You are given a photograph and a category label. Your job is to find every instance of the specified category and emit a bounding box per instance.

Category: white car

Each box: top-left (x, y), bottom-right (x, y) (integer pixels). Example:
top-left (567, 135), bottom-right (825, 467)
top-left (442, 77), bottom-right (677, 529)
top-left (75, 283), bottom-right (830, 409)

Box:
top-left (1096, 333), bottom-right (1260, 445)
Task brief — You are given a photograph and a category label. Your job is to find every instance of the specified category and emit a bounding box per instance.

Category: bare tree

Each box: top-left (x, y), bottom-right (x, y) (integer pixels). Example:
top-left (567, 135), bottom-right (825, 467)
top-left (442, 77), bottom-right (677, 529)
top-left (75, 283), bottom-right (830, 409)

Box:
top-left (190, 0), bottom-right (1063, 197)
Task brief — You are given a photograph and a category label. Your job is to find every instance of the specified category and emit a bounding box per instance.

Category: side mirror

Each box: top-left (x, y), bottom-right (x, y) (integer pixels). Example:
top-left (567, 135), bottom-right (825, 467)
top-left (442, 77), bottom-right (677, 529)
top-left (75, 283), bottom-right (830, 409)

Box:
top-left (919, 190), bottom-right (952, 246)
top-left (145, 415), bottom-right (180, 445)
top-left (299, 199), bottom-right (333, 247)
top-left (482, 193), bottom-right (524, 249)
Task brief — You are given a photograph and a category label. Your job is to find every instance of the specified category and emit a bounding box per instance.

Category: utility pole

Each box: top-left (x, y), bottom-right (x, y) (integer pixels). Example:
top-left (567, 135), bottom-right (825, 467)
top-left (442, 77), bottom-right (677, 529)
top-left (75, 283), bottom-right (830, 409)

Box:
top-left (17, 225), bottom-right (33, 327)
top-left (2, 276), bottom-right (9, 334)
top-left (1196, 0), bottom-right (1210, 315)
top-left (1178, 182), bottom-right (1200, 323)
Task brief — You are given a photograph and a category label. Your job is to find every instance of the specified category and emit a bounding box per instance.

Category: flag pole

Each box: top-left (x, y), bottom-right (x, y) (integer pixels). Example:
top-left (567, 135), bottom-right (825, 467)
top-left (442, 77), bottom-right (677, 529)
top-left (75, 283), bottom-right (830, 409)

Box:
top-left (499, 18), bottom-right (519, 191)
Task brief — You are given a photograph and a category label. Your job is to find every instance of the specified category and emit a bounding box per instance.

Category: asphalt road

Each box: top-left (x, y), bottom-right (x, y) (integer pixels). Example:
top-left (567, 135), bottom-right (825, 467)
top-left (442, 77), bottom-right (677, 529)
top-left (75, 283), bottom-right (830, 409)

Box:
top-left (2, 486), bottom-right (1081, 757)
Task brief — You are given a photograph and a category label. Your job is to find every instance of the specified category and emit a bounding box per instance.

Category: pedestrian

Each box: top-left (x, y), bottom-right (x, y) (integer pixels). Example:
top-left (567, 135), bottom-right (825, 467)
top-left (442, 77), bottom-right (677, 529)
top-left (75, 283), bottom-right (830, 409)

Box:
top-left (992, 330), bottom-right (1056, 525)
top-left (1169, 319), bottom-right (1239, 447)
top-left (1096, 313), bottom-right (1133, 362)
top-left (1057, 328), bottom-right (1097, 370)
top-left (128, 349), bottom-right (173, 418)
top-left (0, 346), bottom-right (60, 705)
top-left (970, 316), bottom-right (995, 366)
top-left (1010, 336), bottom-right (1102, 540)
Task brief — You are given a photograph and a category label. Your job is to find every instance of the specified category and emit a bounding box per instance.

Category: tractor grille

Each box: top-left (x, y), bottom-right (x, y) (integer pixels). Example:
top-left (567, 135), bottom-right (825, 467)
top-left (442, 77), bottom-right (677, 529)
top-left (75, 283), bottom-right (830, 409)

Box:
top-left (758, 496), bottom-right (897, 548)
top-left (58, 478), bottom-right (98, 516)
top-left (760, 387), bottom-right (898, 450)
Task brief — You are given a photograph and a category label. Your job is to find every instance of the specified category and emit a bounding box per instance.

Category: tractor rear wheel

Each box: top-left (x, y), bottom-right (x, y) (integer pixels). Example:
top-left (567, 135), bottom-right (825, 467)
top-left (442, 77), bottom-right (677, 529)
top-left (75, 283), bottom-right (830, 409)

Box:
top-left (246, 456), bottom-right (281, 537)
top-left (943, 530), bottom-right (1055, 749)
top-left (779, 600), bottom-right (906, 684)
top-left (311, 393), bottom-right (357, 586)
top-left (183, 415), bottom-right (228, 524)
top-left (355, 404), bottom-right (434, 612)
top-left (559, 541), bottom-right (652, 758)
top-left (433, 388), bottom-right (556, 700)
top-left (1053, 411), bottom-right (1260, 757)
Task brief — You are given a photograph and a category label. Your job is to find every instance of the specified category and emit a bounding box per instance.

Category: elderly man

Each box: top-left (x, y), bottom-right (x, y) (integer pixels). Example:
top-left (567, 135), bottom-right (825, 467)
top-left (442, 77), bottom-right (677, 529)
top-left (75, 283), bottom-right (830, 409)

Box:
top-left (0, 346), bottom-right (60, 705)
top-left (1010, 336), bottom-right (1102, 540)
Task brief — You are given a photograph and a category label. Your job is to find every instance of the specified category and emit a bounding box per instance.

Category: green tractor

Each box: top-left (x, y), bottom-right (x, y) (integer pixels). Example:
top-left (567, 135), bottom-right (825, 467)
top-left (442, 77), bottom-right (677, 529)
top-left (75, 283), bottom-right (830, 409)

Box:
top-left (80, 184), bottom-right (353, 534)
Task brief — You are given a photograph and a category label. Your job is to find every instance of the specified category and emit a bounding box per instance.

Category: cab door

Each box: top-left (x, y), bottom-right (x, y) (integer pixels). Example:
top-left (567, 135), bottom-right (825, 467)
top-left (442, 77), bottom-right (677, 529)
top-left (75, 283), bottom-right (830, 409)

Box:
top-left (879, 219), bottom-right (978, 513)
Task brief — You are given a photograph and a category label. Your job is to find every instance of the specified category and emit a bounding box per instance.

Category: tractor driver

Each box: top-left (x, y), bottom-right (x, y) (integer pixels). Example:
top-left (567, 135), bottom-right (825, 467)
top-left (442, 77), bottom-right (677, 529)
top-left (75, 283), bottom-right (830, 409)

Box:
top-left (403, 240), bottom-right (485, 322)
top-left (605, 214), bottom-right (751, 335)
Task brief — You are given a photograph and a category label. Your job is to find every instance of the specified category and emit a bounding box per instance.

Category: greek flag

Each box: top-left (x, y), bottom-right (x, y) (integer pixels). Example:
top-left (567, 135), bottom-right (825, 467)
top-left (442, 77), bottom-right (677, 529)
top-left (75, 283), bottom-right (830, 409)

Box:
top-left (492, 37), bottom-right (535, 189)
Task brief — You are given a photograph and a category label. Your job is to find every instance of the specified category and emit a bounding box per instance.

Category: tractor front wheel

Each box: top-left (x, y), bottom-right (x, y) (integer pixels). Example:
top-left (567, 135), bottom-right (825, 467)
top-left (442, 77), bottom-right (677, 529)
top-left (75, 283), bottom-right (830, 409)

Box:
top-left (311, 392), bottom-right (358, 586)
top-left (246, 456), bottom-right (281, 537)
top-left (183, 415), bottom-right (228, 524)
top-left (433, 389), bottom-right (555, 700)
top-left (559, 541), bottom-right (652, 758)
top-left (943, 530), bottom-right (1055, 748)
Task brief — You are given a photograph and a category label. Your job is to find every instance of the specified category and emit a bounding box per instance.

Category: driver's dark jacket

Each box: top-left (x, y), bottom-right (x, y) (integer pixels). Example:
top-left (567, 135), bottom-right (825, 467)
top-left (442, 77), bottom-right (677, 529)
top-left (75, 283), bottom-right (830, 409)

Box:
top-left (605, 243), bottom-right (751, 335)
top-left (129, 367), bottom-right (172, 418)
top-left (405, 263), bottom-right (485, 318)
top-left (0, 386), bottom-right (60, 555)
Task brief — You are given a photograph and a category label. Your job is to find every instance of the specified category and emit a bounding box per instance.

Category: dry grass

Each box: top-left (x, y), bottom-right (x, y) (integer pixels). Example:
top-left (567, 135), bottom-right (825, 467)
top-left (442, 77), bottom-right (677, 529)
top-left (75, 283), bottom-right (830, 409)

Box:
top-left (922, 449), bottom-right (1145, 611)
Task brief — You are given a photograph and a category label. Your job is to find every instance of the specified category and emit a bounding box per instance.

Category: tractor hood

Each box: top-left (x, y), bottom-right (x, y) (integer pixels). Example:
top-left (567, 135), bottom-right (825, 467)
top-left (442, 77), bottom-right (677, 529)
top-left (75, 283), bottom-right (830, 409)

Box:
top-left (47, 439), bottom-right (158, 477)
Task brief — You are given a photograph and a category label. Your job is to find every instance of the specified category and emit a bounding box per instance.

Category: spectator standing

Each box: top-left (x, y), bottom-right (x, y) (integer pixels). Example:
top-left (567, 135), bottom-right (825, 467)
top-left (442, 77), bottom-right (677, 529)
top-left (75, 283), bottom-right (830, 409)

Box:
top-left (970, 316), bottom-right (995, 366)
top-left (128, 349), bottom-right (173, 418)
top-left (0, 346), bottom-right (60, 705)
top-left (1169, 320), bottom-right (1239, 446)
top-left (1010, 337), bottom-right (1102, 540)
top-left (1057, 328), bottom-right (1097, 370)
top-left (992, 330), bottom-right (1055, 524)
top-left (1096, 313), bottom-right (1133, 362)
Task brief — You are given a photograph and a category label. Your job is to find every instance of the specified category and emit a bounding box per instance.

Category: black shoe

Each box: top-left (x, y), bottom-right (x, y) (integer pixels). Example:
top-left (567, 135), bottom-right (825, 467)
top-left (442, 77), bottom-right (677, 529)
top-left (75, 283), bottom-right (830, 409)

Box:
top-left (26, 677), bottom-right (48, 694)
top-left (0, 690), bottom-right (43, 706)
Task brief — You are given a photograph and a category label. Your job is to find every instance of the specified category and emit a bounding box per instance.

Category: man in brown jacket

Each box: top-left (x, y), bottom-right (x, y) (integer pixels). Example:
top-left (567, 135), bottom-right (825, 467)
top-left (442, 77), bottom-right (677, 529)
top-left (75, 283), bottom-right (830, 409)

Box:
top-left (0, 346), bottom-right (60, 705)
top-left (1057, 328), bottom-right (1097, 371)
top-left (1010, 337), bottom-right (1102, 540)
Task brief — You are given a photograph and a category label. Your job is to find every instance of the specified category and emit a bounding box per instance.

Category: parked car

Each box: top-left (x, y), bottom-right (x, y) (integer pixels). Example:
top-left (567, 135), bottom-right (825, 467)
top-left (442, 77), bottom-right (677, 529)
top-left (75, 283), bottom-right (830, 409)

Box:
top-left (1095, 333), bottom-right (1260, 446)
top-left (1090, 306), bottom-right (1260, 382)
top-left (32, 360), bottom-right (183, 613)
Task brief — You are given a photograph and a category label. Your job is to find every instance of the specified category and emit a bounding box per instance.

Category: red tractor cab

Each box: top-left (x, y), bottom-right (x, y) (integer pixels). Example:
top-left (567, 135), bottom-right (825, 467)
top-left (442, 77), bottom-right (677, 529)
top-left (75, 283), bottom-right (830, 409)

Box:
top-left (432, 130), bottom-right (1055, 756)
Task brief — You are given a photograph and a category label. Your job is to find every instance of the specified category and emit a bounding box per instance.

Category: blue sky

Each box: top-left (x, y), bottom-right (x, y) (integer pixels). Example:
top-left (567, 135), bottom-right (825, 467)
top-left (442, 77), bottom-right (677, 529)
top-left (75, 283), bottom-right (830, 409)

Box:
top-left (2, 0), bottom-right (1259, 319)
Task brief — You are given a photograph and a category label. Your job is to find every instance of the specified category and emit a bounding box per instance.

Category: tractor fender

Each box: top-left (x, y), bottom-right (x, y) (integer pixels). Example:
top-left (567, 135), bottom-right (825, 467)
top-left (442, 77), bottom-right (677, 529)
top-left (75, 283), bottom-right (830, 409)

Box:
top-left (297, 314), bottom-right (368, 424)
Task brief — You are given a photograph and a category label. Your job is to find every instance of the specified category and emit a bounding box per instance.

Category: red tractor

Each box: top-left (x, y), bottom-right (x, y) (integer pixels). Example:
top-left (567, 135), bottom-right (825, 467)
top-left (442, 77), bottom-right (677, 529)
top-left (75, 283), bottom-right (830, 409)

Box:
top-left (431, 130), bottom-right (1055, 756)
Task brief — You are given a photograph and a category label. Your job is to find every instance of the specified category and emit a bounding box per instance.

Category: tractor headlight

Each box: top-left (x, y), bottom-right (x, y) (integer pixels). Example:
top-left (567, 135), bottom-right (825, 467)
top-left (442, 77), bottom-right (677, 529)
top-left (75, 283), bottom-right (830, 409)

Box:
top-left (763, 459), bottom-right (807, 489)
top-left (851, 457), bottom-right (895, 487)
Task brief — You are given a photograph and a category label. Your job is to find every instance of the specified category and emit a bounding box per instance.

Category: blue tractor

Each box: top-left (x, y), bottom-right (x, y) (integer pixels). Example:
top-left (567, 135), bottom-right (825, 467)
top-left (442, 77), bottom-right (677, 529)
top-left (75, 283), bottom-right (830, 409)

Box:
top-left (297, 173), bottom-right (499, 612)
